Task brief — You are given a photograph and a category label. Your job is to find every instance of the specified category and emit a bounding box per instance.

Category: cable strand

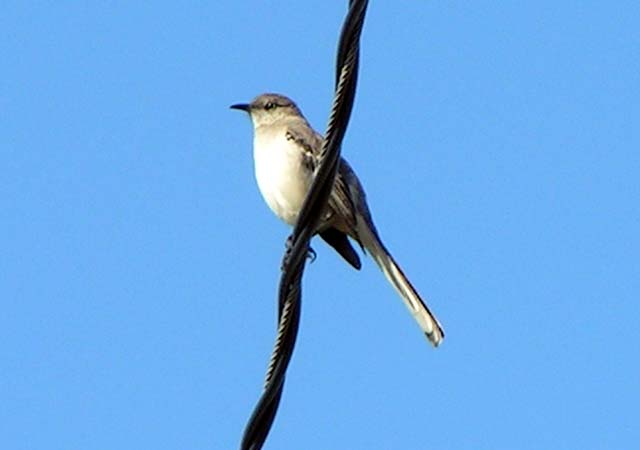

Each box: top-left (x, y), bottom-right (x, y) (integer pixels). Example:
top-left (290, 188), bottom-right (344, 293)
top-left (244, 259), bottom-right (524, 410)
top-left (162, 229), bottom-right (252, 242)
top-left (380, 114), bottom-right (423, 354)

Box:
top-left (240, 1), bottom-right (369, 448)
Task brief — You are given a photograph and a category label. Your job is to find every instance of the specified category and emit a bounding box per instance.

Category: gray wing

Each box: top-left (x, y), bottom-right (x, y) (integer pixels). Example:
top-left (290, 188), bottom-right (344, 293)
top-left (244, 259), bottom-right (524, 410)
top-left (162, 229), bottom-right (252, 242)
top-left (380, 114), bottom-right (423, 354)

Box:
top-left (285, 125), bottom-right (364, 261)
top-left (285, 126), bottom-right (359, 236)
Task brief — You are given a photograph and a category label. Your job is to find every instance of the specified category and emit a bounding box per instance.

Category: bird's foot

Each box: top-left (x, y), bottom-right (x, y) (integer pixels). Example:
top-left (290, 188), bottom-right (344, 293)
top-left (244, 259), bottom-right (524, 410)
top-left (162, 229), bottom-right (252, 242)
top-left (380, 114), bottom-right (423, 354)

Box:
top-left (281, 236), bottom-right (316, 271)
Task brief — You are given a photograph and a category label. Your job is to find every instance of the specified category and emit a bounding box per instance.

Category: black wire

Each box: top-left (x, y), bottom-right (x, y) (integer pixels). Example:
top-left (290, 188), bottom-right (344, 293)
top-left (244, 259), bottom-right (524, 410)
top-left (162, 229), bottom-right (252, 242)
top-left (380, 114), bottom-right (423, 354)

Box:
top-left (240, 1), bottom-right (369, 449)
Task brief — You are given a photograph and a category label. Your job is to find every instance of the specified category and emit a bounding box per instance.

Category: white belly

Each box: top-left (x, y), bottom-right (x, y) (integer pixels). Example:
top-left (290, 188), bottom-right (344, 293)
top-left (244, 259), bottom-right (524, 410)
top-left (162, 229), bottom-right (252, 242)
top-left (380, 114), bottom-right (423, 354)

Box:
top-left (253, 131), bottom-right (313, 225)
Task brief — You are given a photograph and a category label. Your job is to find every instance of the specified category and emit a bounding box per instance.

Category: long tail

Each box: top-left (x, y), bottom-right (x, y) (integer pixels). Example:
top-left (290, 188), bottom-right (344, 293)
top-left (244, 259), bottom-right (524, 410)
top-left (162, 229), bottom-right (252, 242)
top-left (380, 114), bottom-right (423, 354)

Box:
top-left (358, 223), bottom-right (444, 347)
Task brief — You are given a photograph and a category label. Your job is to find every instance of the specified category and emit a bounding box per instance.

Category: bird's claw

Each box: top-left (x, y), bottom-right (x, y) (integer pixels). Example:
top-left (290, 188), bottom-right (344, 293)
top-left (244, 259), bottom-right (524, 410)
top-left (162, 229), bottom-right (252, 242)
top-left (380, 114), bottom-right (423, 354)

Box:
top-left (306, 247), bottom-right (316, 263)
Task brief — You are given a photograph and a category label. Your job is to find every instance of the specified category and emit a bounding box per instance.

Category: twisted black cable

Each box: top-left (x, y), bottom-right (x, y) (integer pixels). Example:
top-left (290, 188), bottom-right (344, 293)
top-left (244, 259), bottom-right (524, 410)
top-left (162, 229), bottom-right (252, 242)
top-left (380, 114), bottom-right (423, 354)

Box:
top-left (240, 1), bottom-right (369, 448)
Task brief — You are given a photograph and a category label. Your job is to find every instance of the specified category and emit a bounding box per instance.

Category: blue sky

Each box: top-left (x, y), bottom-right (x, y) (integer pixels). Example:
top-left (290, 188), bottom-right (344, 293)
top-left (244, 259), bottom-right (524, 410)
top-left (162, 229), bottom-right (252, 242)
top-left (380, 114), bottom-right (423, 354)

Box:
top-left (2, 2), bottom-right (639, 449)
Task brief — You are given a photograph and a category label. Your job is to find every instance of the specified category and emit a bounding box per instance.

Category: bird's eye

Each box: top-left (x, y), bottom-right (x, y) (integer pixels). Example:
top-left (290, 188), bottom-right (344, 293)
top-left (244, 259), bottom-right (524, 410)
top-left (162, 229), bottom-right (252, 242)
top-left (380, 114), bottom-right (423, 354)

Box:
top-left (264, 102), bottom-right (276, 110)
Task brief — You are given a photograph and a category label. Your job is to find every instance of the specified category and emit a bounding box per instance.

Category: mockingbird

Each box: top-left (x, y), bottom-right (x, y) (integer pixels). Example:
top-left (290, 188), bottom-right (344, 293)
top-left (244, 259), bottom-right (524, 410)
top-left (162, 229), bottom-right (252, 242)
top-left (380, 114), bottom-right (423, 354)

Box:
top-left (231, 93), bottom-right (444, 347)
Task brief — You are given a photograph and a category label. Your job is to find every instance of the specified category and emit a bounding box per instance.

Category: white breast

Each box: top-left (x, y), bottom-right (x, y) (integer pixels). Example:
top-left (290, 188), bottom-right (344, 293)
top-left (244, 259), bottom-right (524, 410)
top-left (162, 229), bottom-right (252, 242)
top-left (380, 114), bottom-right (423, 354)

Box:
top-left (253, 129), bottom-right (313, 225)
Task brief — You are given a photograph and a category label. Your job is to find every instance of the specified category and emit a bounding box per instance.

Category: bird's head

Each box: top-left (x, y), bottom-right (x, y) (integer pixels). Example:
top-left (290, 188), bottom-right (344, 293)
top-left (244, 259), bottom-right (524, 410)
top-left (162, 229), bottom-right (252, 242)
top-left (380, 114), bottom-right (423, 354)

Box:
top-left (230, 93), bottom-right (302, 127)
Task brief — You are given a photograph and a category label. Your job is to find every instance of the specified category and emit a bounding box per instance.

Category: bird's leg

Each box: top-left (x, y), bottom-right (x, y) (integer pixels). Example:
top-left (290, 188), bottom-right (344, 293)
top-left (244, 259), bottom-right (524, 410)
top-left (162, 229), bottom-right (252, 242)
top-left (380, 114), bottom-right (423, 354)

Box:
top-left (281, 235), bottom-right (316, 271)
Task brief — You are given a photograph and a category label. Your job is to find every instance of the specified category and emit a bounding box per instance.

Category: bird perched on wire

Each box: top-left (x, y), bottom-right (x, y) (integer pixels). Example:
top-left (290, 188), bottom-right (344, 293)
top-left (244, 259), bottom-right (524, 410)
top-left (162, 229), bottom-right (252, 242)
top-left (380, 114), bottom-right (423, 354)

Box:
top-left (231, 93), bottom-right (444, 346)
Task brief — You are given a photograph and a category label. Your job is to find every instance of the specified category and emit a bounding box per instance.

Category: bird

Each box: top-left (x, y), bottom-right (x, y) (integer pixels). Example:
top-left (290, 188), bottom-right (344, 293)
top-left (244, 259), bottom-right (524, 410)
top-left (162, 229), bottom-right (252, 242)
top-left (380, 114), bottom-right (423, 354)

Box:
top-left (231, 93), bottom-right (444, 347)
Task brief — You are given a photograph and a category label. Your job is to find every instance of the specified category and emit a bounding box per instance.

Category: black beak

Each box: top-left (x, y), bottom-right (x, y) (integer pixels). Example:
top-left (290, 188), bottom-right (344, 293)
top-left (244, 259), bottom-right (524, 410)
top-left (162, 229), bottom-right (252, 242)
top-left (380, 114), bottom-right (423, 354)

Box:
top-left (230, 103), bottom-right (250, 112)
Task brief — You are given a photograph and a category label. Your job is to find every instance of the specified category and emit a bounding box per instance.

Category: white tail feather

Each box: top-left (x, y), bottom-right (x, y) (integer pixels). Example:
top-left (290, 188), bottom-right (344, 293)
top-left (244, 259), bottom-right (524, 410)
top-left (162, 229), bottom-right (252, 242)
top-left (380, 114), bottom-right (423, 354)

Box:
top-left (359, 224), bottom-right (444, 347)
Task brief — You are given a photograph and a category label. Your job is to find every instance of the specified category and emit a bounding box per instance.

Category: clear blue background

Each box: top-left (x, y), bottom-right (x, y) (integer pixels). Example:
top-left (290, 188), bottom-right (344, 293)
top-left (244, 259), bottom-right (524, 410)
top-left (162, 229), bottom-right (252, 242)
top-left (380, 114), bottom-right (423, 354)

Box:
top-left (2, 2), bottom-right (638, 449)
